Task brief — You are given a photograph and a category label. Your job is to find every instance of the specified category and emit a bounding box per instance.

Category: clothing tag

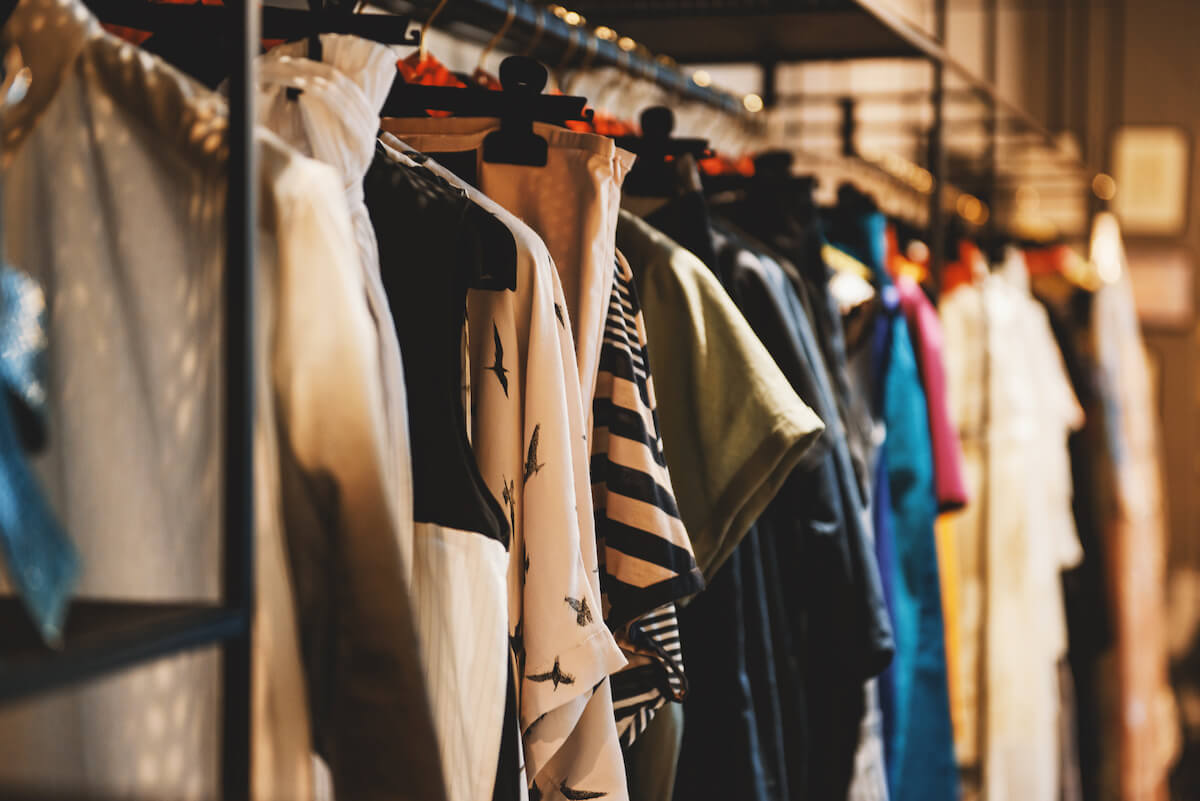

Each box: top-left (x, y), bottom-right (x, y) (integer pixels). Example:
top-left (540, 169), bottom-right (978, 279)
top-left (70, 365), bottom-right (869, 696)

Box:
top-left (426, 149), bottom-right (478, 189)
top-left (0, 265), bottom-right (80, 646)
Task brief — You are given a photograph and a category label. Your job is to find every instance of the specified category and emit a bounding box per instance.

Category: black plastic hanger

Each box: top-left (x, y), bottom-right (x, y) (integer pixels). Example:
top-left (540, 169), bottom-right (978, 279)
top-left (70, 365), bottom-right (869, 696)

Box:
top-left (381, 56), bottom-right (592, 167)
top-left (616, 106), bottom-right (713, 197)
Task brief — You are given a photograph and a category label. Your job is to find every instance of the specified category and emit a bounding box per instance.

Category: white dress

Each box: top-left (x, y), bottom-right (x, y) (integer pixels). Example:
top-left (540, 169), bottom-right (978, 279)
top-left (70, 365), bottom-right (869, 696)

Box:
top-left (940, 248), bottom-right (1084, 801)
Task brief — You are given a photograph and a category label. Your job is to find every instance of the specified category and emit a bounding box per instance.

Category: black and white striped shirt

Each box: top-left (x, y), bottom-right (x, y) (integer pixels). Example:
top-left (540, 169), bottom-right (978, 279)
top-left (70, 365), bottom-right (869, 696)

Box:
top-left (591, 253), bottom-right (705, 747)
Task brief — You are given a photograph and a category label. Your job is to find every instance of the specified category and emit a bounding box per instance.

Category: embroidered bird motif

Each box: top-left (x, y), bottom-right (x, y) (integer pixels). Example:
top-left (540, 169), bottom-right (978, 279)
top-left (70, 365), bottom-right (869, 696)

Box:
top-left (501, 476), bottom-right (516, 538)
top-left (487, 322), bottom-right (509, 397)
top-left (524, 424), bottom-right (545, 481)
top-left (554, 302), bottom-right (566, 329)
top-left (564, 596), bottom-right (593, 626)
top-left (527, 657), bottom-right (574, 690)
top-left (509, 618), bottom-right (525, 675)
top-left (560, 780), bottom-right (607, 799)
top-left (523, 545), bottom-right (530, 575)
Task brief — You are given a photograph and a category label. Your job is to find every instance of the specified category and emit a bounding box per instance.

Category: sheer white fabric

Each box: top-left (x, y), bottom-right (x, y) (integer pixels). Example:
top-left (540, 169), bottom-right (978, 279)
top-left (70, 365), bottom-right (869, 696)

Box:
top-left (0, 7), bottom-right (437, 800)
top-left (939, 249), bottom-right (1084, 801)
top-left (255, 35), bottom-right (415, 581)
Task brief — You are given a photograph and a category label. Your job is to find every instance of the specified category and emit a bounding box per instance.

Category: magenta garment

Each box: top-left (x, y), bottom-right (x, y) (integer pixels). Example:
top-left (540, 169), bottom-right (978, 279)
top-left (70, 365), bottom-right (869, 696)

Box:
top-left (895, 276), bottom-right (970, 512)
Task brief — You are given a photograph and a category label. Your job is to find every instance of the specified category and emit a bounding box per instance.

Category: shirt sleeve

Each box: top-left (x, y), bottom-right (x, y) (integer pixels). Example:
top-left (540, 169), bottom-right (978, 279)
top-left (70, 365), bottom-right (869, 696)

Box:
top-left (618, 211), bottom-right (825, 580)
top-left (898, 276), bottom-right (970, 512)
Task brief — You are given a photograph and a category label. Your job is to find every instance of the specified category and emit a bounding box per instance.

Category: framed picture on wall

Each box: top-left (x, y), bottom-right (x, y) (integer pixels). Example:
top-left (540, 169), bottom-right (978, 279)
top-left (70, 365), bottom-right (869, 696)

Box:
top-left (1126, 246), bottom-right (1195, 330)
top-left (1111, 125), bottom-right (1191, 236)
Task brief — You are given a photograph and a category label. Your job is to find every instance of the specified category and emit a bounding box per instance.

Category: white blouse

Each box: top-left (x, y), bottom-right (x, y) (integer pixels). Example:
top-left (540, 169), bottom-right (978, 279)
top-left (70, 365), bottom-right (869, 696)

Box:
top-left (939, 248), bottom-right (1083, 801)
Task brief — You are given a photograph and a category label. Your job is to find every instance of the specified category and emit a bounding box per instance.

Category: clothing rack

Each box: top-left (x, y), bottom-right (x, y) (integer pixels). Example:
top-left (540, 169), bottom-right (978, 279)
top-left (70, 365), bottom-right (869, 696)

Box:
top-left (546, 0), bottom-right (1097, 260)
top-left (380, 0), bottom-right (761, 123)
top-left (0, 1), bottom-right (1088, 798)
top-left (0, 0), bottom-right (261, 797)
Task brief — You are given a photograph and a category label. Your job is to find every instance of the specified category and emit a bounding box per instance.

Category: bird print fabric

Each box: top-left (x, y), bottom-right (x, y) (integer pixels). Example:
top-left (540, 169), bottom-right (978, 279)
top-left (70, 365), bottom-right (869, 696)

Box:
top-left (374, 138), bottom-right (629, 799)
top-left (489, 322), bottom-right (510, 398)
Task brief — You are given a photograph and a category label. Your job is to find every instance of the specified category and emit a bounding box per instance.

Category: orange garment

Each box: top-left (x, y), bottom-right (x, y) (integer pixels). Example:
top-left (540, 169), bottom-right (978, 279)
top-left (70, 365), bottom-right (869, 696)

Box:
top-left (939, 240), bottom-right (984, 295)
top-left (397, 51), bottom-right (466, 87)
top-left (699, 153), bottom-right (754, 176)
top-left (935, 512), bottom-right (964, 758)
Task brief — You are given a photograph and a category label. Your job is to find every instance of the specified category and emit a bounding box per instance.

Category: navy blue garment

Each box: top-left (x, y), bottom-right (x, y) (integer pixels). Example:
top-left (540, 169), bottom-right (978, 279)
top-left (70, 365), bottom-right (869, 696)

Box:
top-left (674, 533), bottom-right (785, 801)
top-left (717, 226), bottom-right (894, 800)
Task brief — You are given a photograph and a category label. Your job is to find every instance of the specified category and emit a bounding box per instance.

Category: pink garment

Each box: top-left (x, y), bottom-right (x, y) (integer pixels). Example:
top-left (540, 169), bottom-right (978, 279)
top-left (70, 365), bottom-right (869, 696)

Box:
top-left (895, 275), bottom-right (970, 512)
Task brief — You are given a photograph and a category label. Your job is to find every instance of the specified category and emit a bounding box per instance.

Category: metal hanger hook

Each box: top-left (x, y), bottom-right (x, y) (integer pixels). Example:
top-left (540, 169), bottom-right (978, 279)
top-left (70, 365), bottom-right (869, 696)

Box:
top-left (418, 0), bottom-right (450, 60)
top-left (477, 1), bottom-right (517, 74)
top-left (521, 7), bottom-right (546, 57)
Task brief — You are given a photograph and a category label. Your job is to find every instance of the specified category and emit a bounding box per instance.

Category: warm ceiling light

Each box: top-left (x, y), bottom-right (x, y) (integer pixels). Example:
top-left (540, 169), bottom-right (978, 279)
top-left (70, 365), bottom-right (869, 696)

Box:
top-left (563, 10), bottom-right (583, 25)
top-left (1092, 172), bottom-right (1117, 200)
top-left (743, 93), bottom-right (764, 112)
top-left (692, 69), bottom-right (712, 87)
top-left (594, 25), bottom-right (616, 40)
top-left (617, 36), bottom-right (637, 51)
top-left (913, 168), bottom-right (933, 194)
top-left (957, 193), bottom-right (984, 223)
top-left (549, 4), bottom-right (566, 18)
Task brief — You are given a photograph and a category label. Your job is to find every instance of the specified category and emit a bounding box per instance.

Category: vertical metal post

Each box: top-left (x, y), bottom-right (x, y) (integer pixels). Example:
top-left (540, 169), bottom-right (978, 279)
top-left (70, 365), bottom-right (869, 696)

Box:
top-left (221, 0), bottom-right (257, 796)
top-left (927, 0), bottom-right (947, 282)
top-left (760, 59), bottom-right (778, 109)
top-left (839, 96), bottom-right (857, 158)
top-left (984, 0), bottom-right (998, 239)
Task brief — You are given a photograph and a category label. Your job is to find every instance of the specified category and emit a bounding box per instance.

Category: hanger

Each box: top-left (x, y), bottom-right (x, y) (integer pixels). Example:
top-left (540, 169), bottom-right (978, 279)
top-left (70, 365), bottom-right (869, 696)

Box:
top-left (483, 56), bottom-right (579, 166)
top-left (73, 0), bottom-right (418, 43)
top-left (563, 29), bottom-right (598, 95)
top-left (617, 106), bottom-right (713, 197)
top-left (417, 0), bottom-right (450, 63)
top-left (520, 7), bottom-right (547, 57)
top-left (382, 55), bottom-right (592, 166)
top-left (472, 0), bottom-right (516, 87)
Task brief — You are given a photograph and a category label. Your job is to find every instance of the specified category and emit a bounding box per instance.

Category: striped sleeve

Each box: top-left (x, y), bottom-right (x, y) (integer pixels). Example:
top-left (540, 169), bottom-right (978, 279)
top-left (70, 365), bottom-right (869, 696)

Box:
top-left (592, 251), bottom-right (705, 747)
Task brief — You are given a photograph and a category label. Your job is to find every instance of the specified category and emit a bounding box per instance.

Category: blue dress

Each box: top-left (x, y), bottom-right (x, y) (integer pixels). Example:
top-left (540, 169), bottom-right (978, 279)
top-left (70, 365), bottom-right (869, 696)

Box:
top-left (834, 212), bottom-right (958, 801)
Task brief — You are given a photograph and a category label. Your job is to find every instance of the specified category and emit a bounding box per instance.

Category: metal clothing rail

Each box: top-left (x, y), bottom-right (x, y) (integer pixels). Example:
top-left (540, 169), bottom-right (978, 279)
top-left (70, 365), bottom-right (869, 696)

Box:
top-left (0, 0), bottom-right (259, 797)
top-left (562, 0), bottom-right (1096, 251)
top-left (384, 0), bottom-right (758, 120)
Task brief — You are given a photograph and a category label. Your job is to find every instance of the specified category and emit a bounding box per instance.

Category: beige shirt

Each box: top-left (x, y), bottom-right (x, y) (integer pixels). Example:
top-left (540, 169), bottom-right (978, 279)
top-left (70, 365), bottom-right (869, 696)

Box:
top-left (0, 7), bottom-right (440, 800)
top-left (377, 117), bottom-right (633, 425)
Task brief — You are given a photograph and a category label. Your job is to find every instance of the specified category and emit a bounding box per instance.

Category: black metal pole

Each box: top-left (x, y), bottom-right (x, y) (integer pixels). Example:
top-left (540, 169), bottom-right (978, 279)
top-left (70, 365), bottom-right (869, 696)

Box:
top-left (840, 96), bottom-right (857, 158)
top-left (984, 0), bottom-right (998, 243)
top-left (220, 0), bottom-right (257, 795)
top-left (928, 0), bottom-right (947, 285)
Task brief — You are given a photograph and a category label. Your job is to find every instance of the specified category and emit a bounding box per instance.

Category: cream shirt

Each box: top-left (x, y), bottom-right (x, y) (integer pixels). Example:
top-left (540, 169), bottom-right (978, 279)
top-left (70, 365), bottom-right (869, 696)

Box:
top-left (940, 249), bottom-right (1084, 801)
top-left (0, 6), bottom-right (439, 800)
